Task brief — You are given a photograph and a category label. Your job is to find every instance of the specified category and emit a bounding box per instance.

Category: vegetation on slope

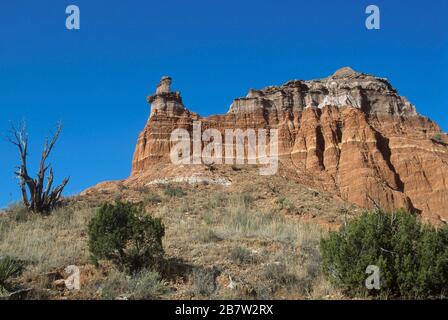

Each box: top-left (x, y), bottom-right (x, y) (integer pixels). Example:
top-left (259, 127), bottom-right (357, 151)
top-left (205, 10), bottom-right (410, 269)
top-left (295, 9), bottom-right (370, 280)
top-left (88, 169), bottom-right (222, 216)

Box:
top-left (321, 210), bottom-right (448, 299)
top-left (2, 167), bottom-right (445, 300)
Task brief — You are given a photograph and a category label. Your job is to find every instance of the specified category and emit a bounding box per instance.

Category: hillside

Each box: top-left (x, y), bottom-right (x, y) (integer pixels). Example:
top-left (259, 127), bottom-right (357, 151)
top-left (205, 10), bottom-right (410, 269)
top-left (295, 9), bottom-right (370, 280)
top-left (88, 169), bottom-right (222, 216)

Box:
top-left (1, 167), bottom-right (356, 299)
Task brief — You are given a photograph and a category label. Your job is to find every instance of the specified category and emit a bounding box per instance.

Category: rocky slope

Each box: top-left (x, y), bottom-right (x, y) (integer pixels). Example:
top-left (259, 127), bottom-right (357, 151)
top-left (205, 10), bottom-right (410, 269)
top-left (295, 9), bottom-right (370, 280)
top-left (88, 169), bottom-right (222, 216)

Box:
top-left (118, 68), bottom-right (448, 223)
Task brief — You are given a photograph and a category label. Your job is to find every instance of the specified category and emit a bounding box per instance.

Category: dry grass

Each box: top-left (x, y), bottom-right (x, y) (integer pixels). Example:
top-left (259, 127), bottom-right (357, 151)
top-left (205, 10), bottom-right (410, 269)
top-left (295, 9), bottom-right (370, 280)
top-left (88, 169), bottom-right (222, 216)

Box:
top-left (0, 166), bottom-right (347, 299)
top-left (0, 202), bottom-right (94, 275)
top-left (85, 267), bottom-right (169, 300)
top-left (149, 179), bottom-right (340, 299)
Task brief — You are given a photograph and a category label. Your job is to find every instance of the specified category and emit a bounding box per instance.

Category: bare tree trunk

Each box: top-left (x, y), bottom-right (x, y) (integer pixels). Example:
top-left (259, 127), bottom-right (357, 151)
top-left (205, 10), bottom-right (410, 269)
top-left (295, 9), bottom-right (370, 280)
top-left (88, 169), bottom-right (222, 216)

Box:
top-left (8, 122), bottom-right (69, 214)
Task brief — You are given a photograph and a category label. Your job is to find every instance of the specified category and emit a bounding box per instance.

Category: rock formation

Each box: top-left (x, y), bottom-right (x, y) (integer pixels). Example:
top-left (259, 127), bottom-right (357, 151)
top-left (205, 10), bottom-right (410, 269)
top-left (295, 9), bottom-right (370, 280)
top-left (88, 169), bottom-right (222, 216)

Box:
top-left (229, 67), bottom-right (417, 117)
top-left (130, 68), bottom-right (448, 222)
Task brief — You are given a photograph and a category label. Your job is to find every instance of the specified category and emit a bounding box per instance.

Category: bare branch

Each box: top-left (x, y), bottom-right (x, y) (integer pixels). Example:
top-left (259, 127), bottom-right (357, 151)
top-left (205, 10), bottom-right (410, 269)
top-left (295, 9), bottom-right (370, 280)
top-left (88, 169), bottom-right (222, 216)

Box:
top-left (41, 123), bottom-right (62, 164)
top-left (44, 168), bottom-right (55, 199)
top-left (7, 122), bottom-right (68, 214)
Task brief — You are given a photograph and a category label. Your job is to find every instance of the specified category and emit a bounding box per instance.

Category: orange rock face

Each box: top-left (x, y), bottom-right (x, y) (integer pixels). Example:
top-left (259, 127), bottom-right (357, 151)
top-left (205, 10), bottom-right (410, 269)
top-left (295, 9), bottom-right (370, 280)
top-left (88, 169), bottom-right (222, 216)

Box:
top-left (131, 68), bottom-right (448, 222)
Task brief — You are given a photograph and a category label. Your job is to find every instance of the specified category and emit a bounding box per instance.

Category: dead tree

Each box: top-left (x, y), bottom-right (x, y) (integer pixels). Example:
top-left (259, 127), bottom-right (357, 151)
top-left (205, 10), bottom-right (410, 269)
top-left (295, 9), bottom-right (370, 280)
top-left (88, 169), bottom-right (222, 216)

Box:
top-left (8, 122), bottom-right (69, 214)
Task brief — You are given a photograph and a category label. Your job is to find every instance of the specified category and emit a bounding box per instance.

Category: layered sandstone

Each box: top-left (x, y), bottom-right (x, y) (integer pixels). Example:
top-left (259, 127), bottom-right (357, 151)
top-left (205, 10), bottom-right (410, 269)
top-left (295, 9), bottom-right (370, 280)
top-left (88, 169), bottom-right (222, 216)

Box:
top-left (130, 68), bottom-right (448, 222)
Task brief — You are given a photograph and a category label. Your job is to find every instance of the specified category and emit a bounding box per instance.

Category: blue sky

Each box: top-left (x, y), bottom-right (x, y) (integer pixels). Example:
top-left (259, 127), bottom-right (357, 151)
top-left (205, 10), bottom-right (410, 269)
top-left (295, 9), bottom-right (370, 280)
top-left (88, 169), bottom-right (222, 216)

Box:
top-left (1, 0), bottom-right (447, 208)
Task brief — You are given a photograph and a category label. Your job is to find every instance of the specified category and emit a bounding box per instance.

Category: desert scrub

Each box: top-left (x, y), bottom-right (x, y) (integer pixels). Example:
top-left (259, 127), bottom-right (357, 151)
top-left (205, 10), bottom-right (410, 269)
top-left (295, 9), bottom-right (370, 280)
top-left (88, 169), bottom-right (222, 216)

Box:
top-left (88, 201), bottom-right (165, 273)
top-left (231, 165), bottom-right (242, 171)
top-left (229, 246), bottom-right (254, 265)
top-left (276, 196), bottom-right (297, 213)
top-left (97, 268), bottom-right (169, 300)
top-left (0, 202), bottom-right (93, 274)
top-left (432, 133), bottom-right (443, 143)
top-left (0, 256), bottom-right (25, 294)
top-left (202, 211), bottom-right (219, 225)
top-left (214, 191), bottom-right (324, 244)
top-left (196, 227), bottom-right (221, 243)
top-left (221, 208), bottom-right (297, 243)
top-left (1, 203), bottom-right (29, 223)
top-left (233, 193), bottom-right (254, 207)
top-left (163, 185), bottom-right (186, 197)
top-left (262, 241), bottom-right (323, 297)
top-left (320, 210), bottom-right (448, 299)
top-left (144, 191), bottom-right (162, 205)
top-left (206, 192), bottom-right (227, 209)
top-left (263, 263), bottom-right (298, 289)
top-left (191, 267), bottom-right (220, 297)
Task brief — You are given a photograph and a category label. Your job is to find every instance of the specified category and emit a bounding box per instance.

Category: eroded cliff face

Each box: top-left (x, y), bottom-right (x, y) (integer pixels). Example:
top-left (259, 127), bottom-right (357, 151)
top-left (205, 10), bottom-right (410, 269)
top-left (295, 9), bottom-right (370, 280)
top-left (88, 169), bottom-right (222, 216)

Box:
top-left (229, 67), bottom-right (417, 117)
top-left (131, 68), bottom-right (448, 222)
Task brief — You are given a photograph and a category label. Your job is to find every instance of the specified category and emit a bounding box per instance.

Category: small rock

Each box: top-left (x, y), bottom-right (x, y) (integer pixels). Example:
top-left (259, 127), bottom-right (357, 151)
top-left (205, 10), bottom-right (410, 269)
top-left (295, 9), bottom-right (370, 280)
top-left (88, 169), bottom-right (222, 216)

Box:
top-left (227, 276), bottom-right (237, 290)
top-left (53, 279), bottom-right (66, 289)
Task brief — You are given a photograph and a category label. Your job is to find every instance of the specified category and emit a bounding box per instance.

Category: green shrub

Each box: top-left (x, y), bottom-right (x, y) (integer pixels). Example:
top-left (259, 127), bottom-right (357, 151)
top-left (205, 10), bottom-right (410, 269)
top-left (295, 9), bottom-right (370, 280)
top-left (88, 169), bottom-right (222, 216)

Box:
top-left (144, 192), bottom-right (162, 205)
top-left (263, 263), bottom-right (298, 290)
top-left (276, 196), bottom-right (297, 212)
top-left (207, 193), bottom-right (227, 209)
top-left (231, 165), bottom-right (242, 172)
top-left (0, 256), bottom-right (24, 294)
top-left (320, 210), bottom-right (448, 299)
top-left (229, 246), bottom-right (253, 264)
top-left (191, 267), bottom-right (220, 297)
top-left (163, 186), bottom-right (186, 197)
top-left (202, 211), bottom-right (218, 225)
top-left (196, 228), bottom-right (221, 243)
top-left (4, 203), bottom-right (29, 222)
top-left (432, 133), bottom-right (443, 143)
top-left (88, 201), bottom-right (165, 273)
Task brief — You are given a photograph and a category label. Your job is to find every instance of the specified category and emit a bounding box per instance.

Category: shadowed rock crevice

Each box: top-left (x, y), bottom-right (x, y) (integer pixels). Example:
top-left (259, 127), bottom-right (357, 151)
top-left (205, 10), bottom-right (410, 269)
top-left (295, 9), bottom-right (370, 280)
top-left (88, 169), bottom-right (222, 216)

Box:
top-left (374, 131), bottom-right (405, 192)
top-left (315, 125), bottom-right (326, 170)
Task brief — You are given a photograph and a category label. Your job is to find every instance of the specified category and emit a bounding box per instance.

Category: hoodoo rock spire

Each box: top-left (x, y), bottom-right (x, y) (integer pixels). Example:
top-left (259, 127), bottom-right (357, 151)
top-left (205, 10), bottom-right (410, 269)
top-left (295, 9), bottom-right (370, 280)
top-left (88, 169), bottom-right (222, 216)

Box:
top-left (147, 76), bottom-right (190, 117)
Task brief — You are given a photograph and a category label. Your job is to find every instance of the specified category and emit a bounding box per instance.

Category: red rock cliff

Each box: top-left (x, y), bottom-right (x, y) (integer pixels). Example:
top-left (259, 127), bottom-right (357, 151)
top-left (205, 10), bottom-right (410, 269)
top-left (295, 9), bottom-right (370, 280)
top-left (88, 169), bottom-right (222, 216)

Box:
top-left (131, 68), bottom-right (448, 222)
